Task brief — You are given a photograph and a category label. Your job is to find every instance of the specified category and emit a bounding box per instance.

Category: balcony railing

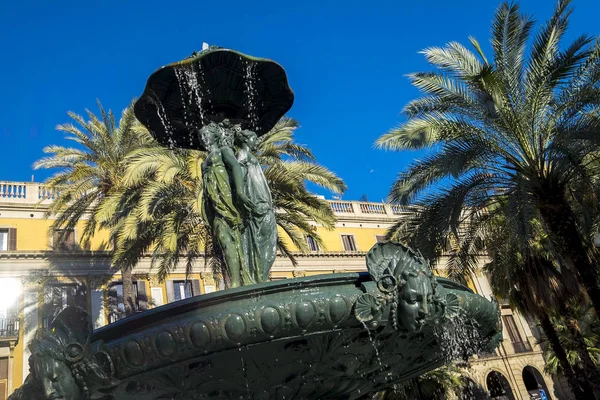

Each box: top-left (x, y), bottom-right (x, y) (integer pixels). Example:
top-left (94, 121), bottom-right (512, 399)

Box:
top-left (327, 200), bottom-right (401, 218)
top-left (359, 202), bottom-right (386, 214)
top-left (512, 340), bottom-right (533, 353)
top-left (0, 181), bottom-right (62, 205)
top-left (390, 204), bottom-right (403, 215)
top-left (0, 179), bottom-right (405, 219)
top-left (0, 318), bottom-right (19, 338)
top-left (329, 201), bottom-right (354, 213)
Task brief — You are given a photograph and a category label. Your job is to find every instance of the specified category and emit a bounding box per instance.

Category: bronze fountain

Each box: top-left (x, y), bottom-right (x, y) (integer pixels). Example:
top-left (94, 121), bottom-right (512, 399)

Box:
top-left (9, 47), bottom-right (501, 400)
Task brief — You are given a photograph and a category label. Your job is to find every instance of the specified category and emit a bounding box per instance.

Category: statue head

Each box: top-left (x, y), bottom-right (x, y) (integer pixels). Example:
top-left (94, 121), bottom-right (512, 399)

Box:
top-left (358, 242), bottom-right (438, 332)
top-left (214, 120), bottom-right (236, 147)
top-left (198, 123), bottom-right (219, 149)
top-left (235, 129), bottom-right (258, 151)
top-left (26, 307), bottom-right (117, 400)
top-left (30, 337), bottom-right (83, 400)
top-left (395, 261), bottom-right (435, 331)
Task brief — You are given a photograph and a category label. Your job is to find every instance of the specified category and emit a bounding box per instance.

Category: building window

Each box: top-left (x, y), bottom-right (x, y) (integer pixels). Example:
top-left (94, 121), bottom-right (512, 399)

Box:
top-left (341, 235), bottom-right (358, 251)
top-left (0, 231), bottom-right (6, 251)
top-left (52, 229), bottom-right (77, 251)
top-left (42, 284), bottom-right (87, 329)
top-left (173, 281), bottom-right (193, 301)
top-left (166, 279), bottom-right (201, 303)
top-left (0, 228), bottom-right (16, 251)
top-left (108, 280), bottom-right (148, 323)
top-left (375, 235), bottom-right (386, 243)
top-left (503, 314), bottom-right (532, 353)
top-left (306, 236), bottom-right (319, 252)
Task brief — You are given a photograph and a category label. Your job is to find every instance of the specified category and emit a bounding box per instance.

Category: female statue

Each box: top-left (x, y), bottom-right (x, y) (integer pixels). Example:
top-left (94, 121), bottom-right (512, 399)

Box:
top-left (9, 307), bottom-right (117, 400)
top-left (199, 120), bottom-right (257, 287)
top-left (236, 129), bottom-right (277, 282)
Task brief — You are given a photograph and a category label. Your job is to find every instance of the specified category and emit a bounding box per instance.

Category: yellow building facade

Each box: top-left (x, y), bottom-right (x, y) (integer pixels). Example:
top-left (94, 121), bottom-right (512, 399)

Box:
top-left (0, 180), bottom-right (573, 399)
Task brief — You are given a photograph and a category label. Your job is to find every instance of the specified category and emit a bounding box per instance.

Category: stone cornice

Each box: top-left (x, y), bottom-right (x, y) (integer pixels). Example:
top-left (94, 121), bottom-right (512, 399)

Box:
top-left (0, 250), bottom-right (368, 260)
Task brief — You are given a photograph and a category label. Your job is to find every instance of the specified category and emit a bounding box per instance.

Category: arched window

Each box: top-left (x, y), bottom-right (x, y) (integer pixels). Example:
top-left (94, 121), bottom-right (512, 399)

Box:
top-left (486, 371), bottom-right (515, 400)
top-left (523, 366), bottom-right (552, 399)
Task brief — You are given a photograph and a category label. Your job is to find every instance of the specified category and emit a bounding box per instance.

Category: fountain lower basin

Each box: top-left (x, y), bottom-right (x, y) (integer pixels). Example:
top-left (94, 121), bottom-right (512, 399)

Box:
top-left (91, 272), bottom-right (501, 400)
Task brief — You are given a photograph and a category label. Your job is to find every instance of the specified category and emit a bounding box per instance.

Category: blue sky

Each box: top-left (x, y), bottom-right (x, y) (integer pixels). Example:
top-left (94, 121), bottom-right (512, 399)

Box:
top-left (1, 0), bottom-right (599, 201)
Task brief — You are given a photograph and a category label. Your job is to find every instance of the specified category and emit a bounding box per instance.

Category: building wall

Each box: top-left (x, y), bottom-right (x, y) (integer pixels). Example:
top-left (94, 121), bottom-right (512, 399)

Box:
top-left (0, 213), bottom-right (110, 251)
top-left (0, 189), bottom-right (567, 398)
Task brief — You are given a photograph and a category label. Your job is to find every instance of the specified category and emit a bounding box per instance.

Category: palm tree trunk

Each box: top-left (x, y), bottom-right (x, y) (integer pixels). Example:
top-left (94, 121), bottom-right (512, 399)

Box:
top-left (539, 312), bottom-right (593, 399)
top-left (538, 194), bottom-right (600, 319)
top-left (122, 268), bottom-right (135, 317)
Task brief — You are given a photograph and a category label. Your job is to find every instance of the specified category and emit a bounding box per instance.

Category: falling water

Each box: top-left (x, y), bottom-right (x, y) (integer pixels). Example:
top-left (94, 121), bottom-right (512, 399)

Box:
top-left (183, 67), bottom-right (206, 122)
top-left (155, 100), bottom-right (175, 149)
top-left (240, 353), bottom-right (251, 396)
top-left (171, 64), bottom-right (210, 148)
top-left (435, 313), bottom-right (482, 364)
top-left (359, 321), bottom-right (384, 370)
top-left (174, 68), bottom-right (192, 129)
top-left (243, 60), bottom-right (259, 130)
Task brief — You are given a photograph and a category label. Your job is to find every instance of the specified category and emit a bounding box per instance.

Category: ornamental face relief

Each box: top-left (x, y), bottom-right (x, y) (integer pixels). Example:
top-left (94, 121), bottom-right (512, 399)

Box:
top-left (34, 356), bottom-right (82, 400)
top-left (397, 272), bottom-right (434, 331)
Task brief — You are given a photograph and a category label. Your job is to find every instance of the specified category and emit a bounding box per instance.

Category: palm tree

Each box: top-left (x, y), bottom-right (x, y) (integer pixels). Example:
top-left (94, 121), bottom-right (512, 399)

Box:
top-left (483, 216), bottom-right (597, 397)
top-left (97, 117), bottom-right (346, 283)
top-left (543, 304), bottom-right (600, 377)
top-left (376, 0), bottom-right (600, 316)
top-left (390, 197), bottom-right (598, 397)
top-left (34, 100), bottom-right (154, 316)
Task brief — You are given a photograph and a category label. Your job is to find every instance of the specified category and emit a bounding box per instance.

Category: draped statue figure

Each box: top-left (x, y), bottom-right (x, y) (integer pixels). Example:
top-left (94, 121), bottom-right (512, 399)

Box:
top-left (198, 120), bottom-right (258, 287)
top-left (236, 129), bottom-right (278, 282)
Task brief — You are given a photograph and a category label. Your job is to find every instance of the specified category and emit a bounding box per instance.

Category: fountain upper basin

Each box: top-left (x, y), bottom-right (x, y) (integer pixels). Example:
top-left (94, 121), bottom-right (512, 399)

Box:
top-left (133, 47), bottom-right (295, 150)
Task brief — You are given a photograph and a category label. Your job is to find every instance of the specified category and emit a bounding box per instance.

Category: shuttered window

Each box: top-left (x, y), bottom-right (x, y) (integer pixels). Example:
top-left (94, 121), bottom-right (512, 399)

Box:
top-left (166, 279), bottom-right (201, 303)
top-left (0, 229), bottom-right (16, 251)
top-left (341, 235), bottom-right (358, 251)
top-left (108, 280), bottom-right (148, 323)
top-left (306, 236), bottom-right (319, 252)
top-left (502, 314), bottom-right (524, 343)
top-left (502, 314), bottom-right (532, 353)
top-left (52, 229), bottom-right (77, 251)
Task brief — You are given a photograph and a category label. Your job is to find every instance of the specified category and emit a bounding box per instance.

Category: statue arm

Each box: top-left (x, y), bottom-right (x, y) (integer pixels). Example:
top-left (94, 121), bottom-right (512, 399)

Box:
top-left (220, 147), bottom-right (253, 209)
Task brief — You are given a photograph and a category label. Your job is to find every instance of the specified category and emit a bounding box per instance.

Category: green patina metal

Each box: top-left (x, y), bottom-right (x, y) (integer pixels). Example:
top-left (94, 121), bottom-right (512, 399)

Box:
top-left (10, 243), bottom-right (502, 400)
top-left (133, 46), bottom-right (294, 150)
top-left (9, 49), bottom-right (502, 400)
top-left (134, 47), bottom-right (287, 287)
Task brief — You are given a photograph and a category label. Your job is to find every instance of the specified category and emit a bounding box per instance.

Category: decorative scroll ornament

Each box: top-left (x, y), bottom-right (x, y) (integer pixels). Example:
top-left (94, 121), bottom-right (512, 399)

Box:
top-left (354, 293), bottom-right (382, 322)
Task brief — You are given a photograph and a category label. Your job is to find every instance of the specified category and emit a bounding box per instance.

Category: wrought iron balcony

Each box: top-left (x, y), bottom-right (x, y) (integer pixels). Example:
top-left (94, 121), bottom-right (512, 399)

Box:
top-left (0, 318), bottom-right (19, 338)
